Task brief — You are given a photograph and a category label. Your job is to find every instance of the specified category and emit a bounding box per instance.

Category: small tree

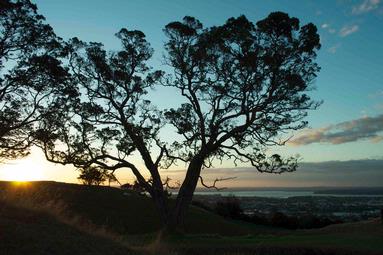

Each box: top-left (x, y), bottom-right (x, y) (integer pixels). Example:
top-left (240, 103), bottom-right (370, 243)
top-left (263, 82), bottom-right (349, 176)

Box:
top-left (215, 196), bottom-right (243, 219)
top-left (78, 166), bottom-right (107, 186)
top-left (121, 180), bottom-right (146, 195)
top-left (0, 0), bottom-right (74, 160)
top-left (39, 12), bottom-right (321, 232)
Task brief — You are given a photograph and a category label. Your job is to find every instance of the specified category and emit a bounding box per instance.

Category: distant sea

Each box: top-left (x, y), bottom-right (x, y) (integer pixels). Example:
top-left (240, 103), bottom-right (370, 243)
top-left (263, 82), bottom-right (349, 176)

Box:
top-left (193, 189), bottom-right (383, 198)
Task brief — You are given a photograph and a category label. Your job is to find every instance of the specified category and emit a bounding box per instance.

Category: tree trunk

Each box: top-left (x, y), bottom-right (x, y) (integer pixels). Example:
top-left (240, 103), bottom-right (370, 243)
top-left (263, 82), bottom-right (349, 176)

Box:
top-left (150, 183), bottom-right (170, 227)
top-left (166, 156), bottom-right (204, 232)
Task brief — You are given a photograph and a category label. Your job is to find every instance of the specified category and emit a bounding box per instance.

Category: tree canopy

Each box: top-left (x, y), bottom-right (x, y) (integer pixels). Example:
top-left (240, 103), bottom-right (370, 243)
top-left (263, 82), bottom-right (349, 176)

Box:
top-left (0, 0), bottom-right (74, 160)
top-left (32, 12), bottom-right (321, 231)
top-left (163, 13), bottom-right (321, 172)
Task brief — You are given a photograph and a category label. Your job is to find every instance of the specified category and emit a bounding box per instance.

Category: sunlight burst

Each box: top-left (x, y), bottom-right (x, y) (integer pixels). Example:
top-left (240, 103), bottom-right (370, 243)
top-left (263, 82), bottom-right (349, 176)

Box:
top-left (0, 158), bottom-right (45, 181)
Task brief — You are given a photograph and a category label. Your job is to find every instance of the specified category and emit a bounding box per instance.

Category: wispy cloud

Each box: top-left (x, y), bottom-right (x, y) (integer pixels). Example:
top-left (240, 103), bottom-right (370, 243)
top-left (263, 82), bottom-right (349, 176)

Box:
top-left (339, 25), bottom-right (359, 37)
top-left (328, 43), bottom-right (341, 53)
top-left (289, 114), bottom-right (383, 146)
top-left (329, 28), bottom-right (336, 34)
top-left (352, 0), bottom-right (381, 14)
top-left (321, 23), bottom-right (337, 34)
top-left (375, 104), bottom-right (383, 110)
top-left (369, 89), bottom-right (383, 98)
top-left (321, 23), bottom-right (329, 29)
top-left (164, 159), bottom-right (383, 187)
top-left (369, 90), bottom-right (383, 111)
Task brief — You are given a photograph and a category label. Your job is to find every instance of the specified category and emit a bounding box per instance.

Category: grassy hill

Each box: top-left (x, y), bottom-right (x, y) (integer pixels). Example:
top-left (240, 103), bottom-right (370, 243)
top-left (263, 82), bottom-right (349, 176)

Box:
top-left (0, 181), bottom-right (255, 236)
top-left (1, 181), bottom-right (382, 255)
top-left (166, 219), bottom-right (383, 255)
top-left (0, 200), bottom-right (133, 255)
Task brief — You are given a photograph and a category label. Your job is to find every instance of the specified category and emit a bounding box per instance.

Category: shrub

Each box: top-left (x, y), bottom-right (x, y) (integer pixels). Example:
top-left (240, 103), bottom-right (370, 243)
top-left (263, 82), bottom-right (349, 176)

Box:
top-left (214, 196), bottom-right (243, 219)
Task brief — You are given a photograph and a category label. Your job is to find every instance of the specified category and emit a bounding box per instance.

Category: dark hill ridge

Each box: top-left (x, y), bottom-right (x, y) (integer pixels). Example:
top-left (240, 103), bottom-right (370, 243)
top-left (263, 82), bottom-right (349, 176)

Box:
top-left (0, 200), bottom-right (133, 255)
top-left (1, 181), bottom-right (382, 255)
top-left (0, 181), bottom-right (253, 236)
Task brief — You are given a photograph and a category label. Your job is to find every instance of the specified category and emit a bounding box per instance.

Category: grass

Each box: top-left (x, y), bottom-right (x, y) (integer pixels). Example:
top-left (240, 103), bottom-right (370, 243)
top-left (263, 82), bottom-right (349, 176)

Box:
top-left (0, 200), bottom-right (133, 255)
top-left (0, 181), bottom-right (255, 235)
top-left (160, 223), bottom-right (383, 254)
top-left (0, 181), bottom-right (382, 255)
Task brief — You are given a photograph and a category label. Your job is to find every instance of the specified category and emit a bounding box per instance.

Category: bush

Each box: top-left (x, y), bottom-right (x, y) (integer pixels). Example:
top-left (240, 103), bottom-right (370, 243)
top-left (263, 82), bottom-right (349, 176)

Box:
top-left (120, 181), bottom-right (146, 195)
top-left (214, 196), bottom-right (243, 219)
top-left (270, 212), bottom-right (298, 229)
top-left (193, 198), bottom-right (340, 230)
top-left (249, 212), bottom-right (270, 226)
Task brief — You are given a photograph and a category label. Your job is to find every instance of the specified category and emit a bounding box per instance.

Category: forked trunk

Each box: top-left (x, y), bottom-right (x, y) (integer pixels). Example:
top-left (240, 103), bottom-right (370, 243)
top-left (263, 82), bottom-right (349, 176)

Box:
top-left (165, 157), bottom-right (204, 232)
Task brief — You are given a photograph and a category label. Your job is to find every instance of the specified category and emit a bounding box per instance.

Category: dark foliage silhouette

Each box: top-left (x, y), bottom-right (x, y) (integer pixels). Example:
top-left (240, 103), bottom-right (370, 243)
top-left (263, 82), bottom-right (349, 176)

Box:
top-left (78, 165), bottom-right (108, 186)
top-left (121, 181), bottom-right (147, 195)
top-left (192, 199), bottom-right (341, 230)
top-left (37, 12), bottom-right (321, 232)
top-left (214, 196), bottom-right (243, 219)
top-left (163, 12), bottom-right (321, 229)
top-left (0, 0), bottom-right (74, 160)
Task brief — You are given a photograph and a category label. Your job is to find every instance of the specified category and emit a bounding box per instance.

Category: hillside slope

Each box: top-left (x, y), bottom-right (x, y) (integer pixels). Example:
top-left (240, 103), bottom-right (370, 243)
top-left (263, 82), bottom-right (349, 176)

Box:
top-left (0, 181), bottom-right (255, 235)
top-left (1, 181), bottom-right (382, 255)
top-left (0, 200), bottom-right (134, 255)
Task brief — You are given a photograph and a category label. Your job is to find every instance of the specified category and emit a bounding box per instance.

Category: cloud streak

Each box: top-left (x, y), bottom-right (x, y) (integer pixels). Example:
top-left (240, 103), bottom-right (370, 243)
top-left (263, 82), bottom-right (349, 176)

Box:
top-left (328, 43), bottom-right (341, 54)
top-left (321, 23), bottom-right (337, 34)
top-left (321, 23), bottom-right (329, 29)
top-left (339, 25), bottom-right (359, 37)
top-left (289, 114), bottom-right (383, 146)
top-left (352, 0), bottom-right (380, 14)
top-left (163, 159), bottom-right (383, 187)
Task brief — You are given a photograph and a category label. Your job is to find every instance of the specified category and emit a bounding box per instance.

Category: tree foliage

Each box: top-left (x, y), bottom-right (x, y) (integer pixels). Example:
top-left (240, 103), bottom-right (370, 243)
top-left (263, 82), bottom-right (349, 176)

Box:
top-left (0, 0), bottom-right (74, 160)
top-left (163, 13), bottom-right (321, 171)
top-left (38, 29), bottom-right (164, 193)
top-left (36, 12), bottom-right (321, 231)
top-left (162, 13), bottom-right (321, 229)
top-left (78, 165), bottom-right (108, 186)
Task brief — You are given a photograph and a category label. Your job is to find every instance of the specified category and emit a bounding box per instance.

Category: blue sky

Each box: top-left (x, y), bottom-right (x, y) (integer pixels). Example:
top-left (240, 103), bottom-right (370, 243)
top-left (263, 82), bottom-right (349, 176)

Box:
top-left (31, 0), bottom-right (383, 162)
top-left (1, 0), bottom-right (382, 187)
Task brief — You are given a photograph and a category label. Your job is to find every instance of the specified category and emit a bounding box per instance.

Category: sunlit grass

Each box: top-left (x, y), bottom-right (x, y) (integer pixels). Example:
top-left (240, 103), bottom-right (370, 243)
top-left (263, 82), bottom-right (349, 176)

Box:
top-left (10, 180), bottom-right (32, 187)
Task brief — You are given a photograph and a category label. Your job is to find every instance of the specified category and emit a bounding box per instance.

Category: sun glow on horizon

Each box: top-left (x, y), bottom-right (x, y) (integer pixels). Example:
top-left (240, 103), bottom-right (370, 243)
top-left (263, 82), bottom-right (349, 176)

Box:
top-left (0, 157), bottom-right (45, 181)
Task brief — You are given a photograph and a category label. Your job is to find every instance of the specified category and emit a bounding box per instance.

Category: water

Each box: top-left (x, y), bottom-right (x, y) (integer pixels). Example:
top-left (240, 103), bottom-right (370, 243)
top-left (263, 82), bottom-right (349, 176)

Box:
top-left (193, 190), bottom-right (383, 198)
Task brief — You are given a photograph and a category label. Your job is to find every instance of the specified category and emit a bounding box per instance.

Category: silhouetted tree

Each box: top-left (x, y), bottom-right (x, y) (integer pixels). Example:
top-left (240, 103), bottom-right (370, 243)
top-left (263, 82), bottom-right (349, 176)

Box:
top-left (38, 12), bottom-right (321, 232)
top-left (77, 166), bottom-right (108, 186)
top-left (37, 29), bottom-right (170, 223)
top-left (162, 13), bottom-right (321, 229)
top-left (0, 0), bottom-right (73, 160)
top-left (121, 180), bottom-right (147, 195)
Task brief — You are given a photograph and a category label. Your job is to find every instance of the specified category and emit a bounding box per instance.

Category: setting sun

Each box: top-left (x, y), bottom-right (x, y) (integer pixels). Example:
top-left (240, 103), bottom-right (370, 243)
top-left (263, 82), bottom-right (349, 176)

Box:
top-left (0, 157), bottom-right (45, 181)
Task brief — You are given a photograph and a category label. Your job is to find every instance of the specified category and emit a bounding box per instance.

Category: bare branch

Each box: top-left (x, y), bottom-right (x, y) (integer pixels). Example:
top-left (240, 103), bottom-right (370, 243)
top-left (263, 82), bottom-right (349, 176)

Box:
top-left (198, 176), bottom-right (237, 191)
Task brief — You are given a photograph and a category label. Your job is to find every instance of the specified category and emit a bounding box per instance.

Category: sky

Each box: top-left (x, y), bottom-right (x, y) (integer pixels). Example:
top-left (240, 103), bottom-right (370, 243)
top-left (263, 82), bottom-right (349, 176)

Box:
top-left (0, 0), bottom-right (382, 187)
